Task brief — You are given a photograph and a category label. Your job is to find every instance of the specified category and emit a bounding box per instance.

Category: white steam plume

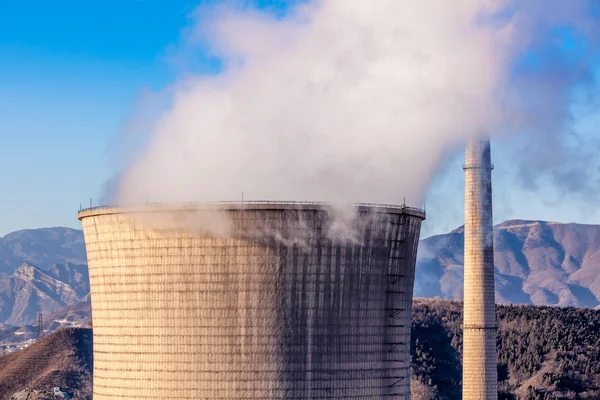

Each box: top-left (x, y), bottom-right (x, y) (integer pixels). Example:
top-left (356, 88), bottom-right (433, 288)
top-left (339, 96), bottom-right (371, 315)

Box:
top-left (114, 0), bottom-right (598, 208)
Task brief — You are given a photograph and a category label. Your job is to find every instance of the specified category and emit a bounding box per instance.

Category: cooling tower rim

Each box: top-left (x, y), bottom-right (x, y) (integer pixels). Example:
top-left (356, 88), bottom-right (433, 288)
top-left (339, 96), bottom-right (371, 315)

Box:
top-left (78, 201), bottom-right (426, 221)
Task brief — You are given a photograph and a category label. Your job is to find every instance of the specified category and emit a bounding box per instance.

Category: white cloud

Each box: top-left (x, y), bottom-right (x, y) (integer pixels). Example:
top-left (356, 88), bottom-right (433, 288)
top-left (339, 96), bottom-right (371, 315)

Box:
top-left (115, 0), bottom-right (598, 209)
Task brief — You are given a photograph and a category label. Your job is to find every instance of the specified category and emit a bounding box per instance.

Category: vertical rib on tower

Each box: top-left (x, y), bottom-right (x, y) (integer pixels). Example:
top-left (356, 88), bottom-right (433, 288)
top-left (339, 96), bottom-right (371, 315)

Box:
top-left (463, 139), bottom-right (497, 400)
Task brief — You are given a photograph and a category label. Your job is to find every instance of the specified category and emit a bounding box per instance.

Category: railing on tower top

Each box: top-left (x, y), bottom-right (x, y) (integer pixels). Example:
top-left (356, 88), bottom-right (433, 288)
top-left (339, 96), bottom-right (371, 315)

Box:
top-left (78, 200), bottom-right (425, 216)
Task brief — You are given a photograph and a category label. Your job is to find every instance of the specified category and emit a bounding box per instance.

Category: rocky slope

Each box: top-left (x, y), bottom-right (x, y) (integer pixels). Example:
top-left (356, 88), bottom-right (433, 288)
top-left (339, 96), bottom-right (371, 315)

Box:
top-left (45, 263), bottom-right (89, 298)
top-left (0, 264), bottom-right (87, 326)
top-left (416, 220), bottom-right (600, 307)
top-left (45, 302), bottom-right (91, 332)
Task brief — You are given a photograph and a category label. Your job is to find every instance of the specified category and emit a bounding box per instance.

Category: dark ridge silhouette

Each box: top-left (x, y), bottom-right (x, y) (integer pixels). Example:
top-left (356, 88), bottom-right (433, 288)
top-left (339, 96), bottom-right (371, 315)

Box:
top-left (411, 299), bottom-right (600, 399)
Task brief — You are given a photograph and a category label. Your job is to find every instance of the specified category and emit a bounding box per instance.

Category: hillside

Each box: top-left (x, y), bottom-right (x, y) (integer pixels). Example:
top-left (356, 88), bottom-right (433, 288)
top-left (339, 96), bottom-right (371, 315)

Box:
top-left (0, 328), bottom-right (92, 400)
top-left (0, 264), bottom-right (88, 326)
top-left (0, 302), bottom-right (91, 348)
top-left (416, 220), bottom-right (600, 307)
top-left (0, 227), bottom-right (88, 326)
top-left (45, 302), bottom-right (91, 332)
top-left (411, 299), bottom-right (600, 399)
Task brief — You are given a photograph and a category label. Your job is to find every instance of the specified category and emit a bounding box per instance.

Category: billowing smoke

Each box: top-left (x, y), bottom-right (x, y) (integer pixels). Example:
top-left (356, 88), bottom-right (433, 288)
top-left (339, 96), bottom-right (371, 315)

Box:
top-left (113, 0), bottom-right (598, 209)
top-left (493, 1), bottom-right (600, 202)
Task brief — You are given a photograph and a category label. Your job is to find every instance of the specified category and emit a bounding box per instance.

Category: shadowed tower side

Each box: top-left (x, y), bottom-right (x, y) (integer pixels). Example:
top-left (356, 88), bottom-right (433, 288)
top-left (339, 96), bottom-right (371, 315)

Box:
top-left (463, 139), bottom-right (498, 400)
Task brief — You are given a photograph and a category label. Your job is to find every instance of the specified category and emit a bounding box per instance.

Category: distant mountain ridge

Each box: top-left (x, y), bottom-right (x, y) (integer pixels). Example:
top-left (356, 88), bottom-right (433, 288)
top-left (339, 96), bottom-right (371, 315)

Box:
top-left (0, 227), bottom-right (88, 325)
top-left (0, 222), bottom-right (599, 323)
top-left (45, 263), bottom-right (89, 298)
top-left (0, 263), bottom-right (89, 325)
top-left (0, 228), bottom-right (85, 278)
top-left (416, 219), bottom-right (600, 307)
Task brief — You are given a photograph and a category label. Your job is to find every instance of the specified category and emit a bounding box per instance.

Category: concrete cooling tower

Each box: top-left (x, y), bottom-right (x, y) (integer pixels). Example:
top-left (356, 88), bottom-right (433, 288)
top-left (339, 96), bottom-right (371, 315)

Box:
top-left (78, 202), bottom-right (425, 399)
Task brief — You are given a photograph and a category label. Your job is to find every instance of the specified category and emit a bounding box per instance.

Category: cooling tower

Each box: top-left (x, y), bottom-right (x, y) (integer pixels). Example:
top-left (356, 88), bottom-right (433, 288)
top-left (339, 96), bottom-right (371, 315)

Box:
top-left (78, 201), bottom-right (425, 399)
top-left (463, 140), bottom-right (498, 400)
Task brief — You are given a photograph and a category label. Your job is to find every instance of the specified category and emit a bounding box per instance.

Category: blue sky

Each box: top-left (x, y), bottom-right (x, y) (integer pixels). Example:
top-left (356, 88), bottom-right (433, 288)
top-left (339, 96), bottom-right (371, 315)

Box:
top-left (0, 0), bottom-right (301, 235)
top-left (0, 0), bottom-right (598, 237)
top-left (0, 1), bottom-right (193, 234)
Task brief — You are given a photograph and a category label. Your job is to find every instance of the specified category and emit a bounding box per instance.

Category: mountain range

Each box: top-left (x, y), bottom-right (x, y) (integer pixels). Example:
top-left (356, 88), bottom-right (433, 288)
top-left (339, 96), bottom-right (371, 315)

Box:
top-left (0, 228), bottom-right (88, 325)
top-left (0, 263), bottom-right (89, 325)
top-left (416, 219), bottom-right (600, 308)
top-left (0, 220), bottom-right (599, 326)
top-left (0, 228), bottom-right (85, 278)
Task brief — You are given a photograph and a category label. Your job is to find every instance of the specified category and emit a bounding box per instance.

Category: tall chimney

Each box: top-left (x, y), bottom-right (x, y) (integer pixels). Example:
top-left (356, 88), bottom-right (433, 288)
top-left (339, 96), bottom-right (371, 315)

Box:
top-left (463, 139), bottom-right (497, 400)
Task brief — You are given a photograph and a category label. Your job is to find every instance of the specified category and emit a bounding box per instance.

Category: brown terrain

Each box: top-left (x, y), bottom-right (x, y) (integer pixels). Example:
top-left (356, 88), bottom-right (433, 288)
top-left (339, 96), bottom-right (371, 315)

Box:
top-left (417, 220), bottom-right (600, 307)
top-left (0, 264), bottom-right (88, 326)
top-left (0, 328), bottom-right (92, 400)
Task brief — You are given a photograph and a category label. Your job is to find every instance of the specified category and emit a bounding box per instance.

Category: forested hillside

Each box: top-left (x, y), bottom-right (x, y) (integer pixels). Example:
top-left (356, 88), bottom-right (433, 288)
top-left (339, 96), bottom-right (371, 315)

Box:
top-left (0, 300), bottom-right (598, 399)
top-left (411, 299), bottom-right (600, 399)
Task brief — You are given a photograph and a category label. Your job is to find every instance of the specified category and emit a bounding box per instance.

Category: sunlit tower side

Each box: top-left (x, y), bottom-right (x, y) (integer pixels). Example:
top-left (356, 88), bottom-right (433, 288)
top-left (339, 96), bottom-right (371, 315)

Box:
top-left (463, 139), bottom-right (498, 400)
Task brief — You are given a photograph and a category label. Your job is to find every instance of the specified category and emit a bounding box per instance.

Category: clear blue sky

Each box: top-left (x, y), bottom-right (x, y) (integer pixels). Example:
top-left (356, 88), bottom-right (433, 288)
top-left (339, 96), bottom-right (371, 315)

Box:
top-left (0, 0), bottom-right (598, 236)
top-left (0, 0), bottom-right (304, 235)
top-left (0, 0), bottom-right (195, 234)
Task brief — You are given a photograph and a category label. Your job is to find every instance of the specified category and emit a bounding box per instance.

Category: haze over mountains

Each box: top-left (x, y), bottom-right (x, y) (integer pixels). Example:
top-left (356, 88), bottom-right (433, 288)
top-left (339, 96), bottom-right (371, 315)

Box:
top-left (0, 220), bottom-right (598, 326)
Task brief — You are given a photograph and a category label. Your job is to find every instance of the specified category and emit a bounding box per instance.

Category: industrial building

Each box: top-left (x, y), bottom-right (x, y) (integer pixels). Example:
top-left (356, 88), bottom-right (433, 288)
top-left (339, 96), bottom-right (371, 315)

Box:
top-left (79, 202), bottom-right (425, 399)
top-left (463, 139), bottom-right (498, 400)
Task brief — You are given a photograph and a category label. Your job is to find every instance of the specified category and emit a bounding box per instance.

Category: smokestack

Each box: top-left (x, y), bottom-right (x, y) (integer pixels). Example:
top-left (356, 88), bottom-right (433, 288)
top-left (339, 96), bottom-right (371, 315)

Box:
top-left (463, 139), bottom-right (498, 399)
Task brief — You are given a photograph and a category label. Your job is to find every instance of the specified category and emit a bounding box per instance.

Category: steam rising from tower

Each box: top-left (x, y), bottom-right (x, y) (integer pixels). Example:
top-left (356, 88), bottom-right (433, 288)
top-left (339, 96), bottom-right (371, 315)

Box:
top-left (463, 139), bottom-right (497, 399)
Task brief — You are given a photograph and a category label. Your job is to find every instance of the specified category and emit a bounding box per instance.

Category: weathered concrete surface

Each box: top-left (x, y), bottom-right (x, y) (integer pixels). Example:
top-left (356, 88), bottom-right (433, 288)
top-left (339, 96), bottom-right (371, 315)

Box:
top-left (79, 203), bottom-right (425, 399)
top-left (463, 140), bottom-right (498, 400)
